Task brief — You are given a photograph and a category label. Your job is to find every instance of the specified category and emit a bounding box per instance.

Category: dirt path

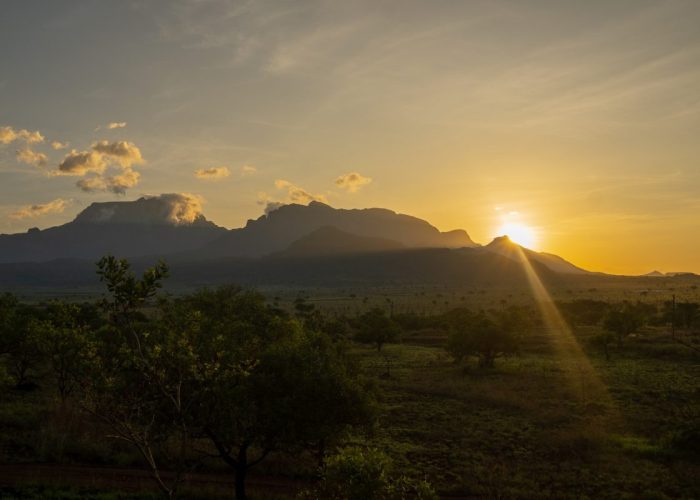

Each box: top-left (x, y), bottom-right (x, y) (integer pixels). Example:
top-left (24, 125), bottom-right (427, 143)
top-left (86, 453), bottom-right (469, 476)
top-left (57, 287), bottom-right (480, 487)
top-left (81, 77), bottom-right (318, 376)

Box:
top-left (0, 462), bottom-right (306, 496)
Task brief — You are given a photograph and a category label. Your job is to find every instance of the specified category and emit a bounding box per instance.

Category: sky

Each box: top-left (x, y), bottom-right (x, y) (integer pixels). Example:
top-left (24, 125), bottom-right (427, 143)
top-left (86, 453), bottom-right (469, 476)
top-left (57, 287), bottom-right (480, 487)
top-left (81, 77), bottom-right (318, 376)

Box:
top-left (1, 0), bottom-right (699, 275)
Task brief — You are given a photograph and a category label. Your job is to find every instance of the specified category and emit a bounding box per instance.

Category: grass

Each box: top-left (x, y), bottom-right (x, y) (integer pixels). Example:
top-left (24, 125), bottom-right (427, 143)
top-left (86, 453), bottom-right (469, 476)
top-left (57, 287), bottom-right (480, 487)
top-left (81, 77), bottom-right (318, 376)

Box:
top-left (1, 295), bottom-right (698, 498)
top-left (349, 325), bottom-right (699, 499)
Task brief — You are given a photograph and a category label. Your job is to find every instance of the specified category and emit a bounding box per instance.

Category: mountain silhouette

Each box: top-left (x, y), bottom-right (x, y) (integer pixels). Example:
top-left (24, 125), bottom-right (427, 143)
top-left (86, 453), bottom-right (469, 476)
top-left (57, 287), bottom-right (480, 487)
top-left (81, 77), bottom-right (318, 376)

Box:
top-left (201, 201), bottom-right (475, 258)
top-left (272, 226), bottom-right (405, 258)
top-left (0, 196), bottom-right (618, 289)
top-left (481, 236), bottom-right (593, 275)
top-left (0, 195), bottom-right (226, 263)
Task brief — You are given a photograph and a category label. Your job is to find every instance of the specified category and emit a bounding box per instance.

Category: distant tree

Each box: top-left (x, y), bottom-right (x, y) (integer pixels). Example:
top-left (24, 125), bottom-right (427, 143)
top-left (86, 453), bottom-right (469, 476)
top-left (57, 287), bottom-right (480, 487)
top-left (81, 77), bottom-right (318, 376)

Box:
top-left (603, 304), bottom-right (644, 348)
top-left (446, 308), bottom-right (524, 368)
top-left (300, 446), bottom-right (437, 500)
top-left (590, 331), bottom-right (616, 361)
top-left (355, 308), bottom-right (401, 352)
top-left (676, 302), bottom-right (699, 330)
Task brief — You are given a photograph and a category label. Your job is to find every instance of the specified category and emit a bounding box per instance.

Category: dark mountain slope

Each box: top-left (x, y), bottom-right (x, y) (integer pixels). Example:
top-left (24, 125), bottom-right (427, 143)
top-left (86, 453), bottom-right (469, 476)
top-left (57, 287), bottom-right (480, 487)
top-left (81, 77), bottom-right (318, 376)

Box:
top-left (201, 201), bottom-right (475, 258)
top-left (0, 195), bottom-right (227, 263)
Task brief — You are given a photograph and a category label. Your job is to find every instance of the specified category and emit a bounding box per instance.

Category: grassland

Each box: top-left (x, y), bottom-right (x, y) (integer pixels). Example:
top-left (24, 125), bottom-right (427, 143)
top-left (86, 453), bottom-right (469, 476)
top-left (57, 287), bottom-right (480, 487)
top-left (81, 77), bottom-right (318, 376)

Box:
top-left (0, 288), bottom-right (698, 499)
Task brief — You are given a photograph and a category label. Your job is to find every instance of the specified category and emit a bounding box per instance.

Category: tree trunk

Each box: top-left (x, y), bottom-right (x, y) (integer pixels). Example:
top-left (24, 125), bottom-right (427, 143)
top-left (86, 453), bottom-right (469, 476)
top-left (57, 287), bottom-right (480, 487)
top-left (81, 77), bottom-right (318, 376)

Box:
top-left (235, 445), bottom-right (248, 500)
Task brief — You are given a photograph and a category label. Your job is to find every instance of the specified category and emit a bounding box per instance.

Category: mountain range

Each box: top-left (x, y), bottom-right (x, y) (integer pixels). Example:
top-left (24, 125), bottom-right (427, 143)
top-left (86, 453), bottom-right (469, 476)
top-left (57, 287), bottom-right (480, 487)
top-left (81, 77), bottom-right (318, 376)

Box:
top-left (0, 194), bottom-right (688, 289)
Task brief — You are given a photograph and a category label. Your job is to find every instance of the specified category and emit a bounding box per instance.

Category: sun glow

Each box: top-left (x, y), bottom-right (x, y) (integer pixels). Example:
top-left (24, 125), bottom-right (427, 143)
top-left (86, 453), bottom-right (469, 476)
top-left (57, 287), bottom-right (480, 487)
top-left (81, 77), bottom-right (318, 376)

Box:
top-left (496, 222), bottom-right (537, 249)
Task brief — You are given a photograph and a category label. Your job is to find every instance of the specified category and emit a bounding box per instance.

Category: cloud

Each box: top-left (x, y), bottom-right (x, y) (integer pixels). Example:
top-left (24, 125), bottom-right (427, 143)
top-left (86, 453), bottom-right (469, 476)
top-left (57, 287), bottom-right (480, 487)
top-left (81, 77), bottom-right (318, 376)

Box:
top-left (274, 179), bottom-right (328, 204)
top-left (335, 172), bottom-right (372, 193)
top-left (77, 168), bottom-right (141, 195)
top-left (194, 166), bottom-right (231, 180)
top-left (9, 198), bottom-right (69, 219)
top-left (91, 140), bottom-right (144, 167)
top-left (240, 165), bottom-right (257, 176)
top-left (51, 141), bottom-right (69, 150)
top-left (107, 122), bottom-right (127, 129)
top-left (55, 140), bottom-right (145, 194)
top-left (15, 148), bottom-right (48, 167)
top-left (0, 126), bottom-right (44, 145)
top-left (147, 193), bottom-right (204, 224)
top-left (76, 176), bottom-right (107, 192)
top-left (57, 150), bottom-right (106, 176)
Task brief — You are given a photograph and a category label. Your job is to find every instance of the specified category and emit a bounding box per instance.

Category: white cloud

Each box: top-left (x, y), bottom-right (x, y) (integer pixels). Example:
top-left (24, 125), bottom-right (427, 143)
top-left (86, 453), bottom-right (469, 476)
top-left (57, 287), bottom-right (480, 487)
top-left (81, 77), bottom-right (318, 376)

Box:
top-left (240, 165), bottom-right (257, 176)
top-left (51, 141), bottom-right (69, 150)
top-left (274, 179), bottom-right (328, 204)
top-left (55, 140), bottom-right (145, 194)
top-left (16, 148), bottom-right (48, 167)
top-left (107, 122), bottom-right (127, 129)
top-left (10, 198), bottom-right (69, 219)
top-left (194, 166), bottom-right (231, 180)
top-left (0, 126), bottom-right (44, 145)
top-left (335, 172), bottom-right (372, 193)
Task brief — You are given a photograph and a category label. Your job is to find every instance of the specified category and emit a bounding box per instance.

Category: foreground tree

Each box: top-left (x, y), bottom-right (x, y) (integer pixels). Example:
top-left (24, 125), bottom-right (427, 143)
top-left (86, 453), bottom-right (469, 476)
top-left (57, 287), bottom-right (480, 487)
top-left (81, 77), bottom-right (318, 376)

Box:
top-left (300, 446), bottom-right (437, 500)
top-left (184, 287), bottom-right (376, 499)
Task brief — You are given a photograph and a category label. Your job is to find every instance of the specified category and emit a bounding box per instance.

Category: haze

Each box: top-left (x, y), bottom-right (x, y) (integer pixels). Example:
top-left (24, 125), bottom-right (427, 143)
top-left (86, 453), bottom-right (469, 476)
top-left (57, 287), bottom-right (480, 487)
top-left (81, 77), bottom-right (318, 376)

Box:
top-left (1, 0), bottom-right (699, 275)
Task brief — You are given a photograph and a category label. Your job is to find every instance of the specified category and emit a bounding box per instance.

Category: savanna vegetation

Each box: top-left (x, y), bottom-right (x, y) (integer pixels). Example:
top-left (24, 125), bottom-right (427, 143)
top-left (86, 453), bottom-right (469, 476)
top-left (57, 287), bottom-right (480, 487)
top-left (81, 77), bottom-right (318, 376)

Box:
top-left (1, 258), bottom-right (699, 499)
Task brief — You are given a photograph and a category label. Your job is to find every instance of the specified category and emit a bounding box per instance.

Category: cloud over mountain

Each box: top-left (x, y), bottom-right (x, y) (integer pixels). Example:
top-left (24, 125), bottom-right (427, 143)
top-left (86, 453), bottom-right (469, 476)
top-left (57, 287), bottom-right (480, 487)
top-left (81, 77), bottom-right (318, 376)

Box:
top-left (10, 198), bottom-right (69, 219)
top-left (335, 172), bottom-right (372, 192)
top-left (55, 140), bottom-right (144, 194)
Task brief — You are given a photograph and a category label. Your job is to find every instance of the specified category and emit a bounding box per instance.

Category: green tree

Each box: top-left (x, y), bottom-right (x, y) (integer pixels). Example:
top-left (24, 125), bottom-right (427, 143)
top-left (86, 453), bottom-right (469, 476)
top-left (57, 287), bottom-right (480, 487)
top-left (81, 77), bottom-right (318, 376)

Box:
top-left (301, 446), bottom-right (437, 500)
top-left (446, 309), bottom-right (522, 368)
top-left (603, 305), bottom-right (643, 348)
top-left (186, 287), bottom-right (375, 499)
top-left (35, 302), bottom-right (91, 402)
top-left (78, 256), bottom-right (189, 499)
top-left (355, 308), bottom-right (401, 352)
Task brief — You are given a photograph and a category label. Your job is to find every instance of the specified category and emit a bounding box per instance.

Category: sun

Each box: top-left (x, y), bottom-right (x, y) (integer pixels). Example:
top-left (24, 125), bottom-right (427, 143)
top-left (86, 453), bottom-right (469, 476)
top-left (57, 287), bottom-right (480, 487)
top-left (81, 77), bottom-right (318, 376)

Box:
top-left (496, 222), bottom-right (537, 249)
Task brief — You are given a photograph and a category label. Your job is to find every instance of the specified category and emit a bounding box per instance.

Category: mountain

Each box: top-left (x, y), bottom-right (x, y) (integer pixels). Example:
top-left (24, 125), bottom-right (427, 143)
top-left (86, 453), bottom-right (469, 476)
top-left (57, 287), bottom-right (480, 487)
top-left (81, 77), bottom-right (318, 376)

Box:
top-left (0, 195), bottom-right (603, 288)
top-left (201, 201), bottom-right (475, 258)
top-left (644, 270), bottom-right (666, 277)
top-left (0, 195), bottom-right (227, 263)
top-left (272, 226), bottom-right (405, 258)
top-left (481, 236), bottom-right (593, 275)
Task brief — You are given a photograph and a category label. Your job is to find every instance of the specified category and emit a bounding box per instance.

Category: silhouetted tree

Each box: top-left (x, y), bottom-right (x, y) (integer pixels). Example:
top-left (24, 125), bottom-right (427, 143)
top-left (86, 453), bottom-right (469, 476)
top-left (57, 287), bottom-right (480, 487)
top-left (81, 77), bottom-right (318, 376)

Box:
top-left (603, 304), bottom-right (644, 348)
top-left (446, 308), bottom-right (524, 368)
top-left (355, 308), bottom-right (401, 352)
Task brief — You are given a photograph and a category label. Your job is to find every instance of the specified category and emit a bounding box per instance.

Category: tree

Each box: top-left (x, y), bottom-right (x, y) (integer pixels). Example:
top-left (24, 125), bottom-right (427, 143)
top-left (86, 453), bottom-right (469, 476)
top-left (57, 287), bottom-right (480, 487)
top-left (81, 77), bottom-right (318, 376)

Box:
top-left (603, 304), bottom-right (643, 348)
top-left (35, 302), bottom-right (92, 402)
top-left (446, 308), bottom-right (523, 368)
top-left (78, 256), bottom-right (190, 499)
top-left (301, 446), bottom-right (437, 500)
top-left (186, 288), bottom-right (376, 499)
top-left (355, 308), bottom-right (401, 352)
top-left (590, 331), bottom-right (616, 361)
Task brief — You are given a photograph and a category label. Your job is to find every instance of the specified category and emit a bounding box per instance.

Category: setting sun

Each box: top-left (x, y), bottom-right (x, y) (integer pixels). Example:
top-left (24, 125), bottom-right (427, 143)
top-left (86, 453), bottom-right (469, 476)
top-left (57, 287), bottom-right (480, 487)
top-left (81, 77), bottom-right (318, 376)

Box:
top-left (496, 222), bottom-right (537, 249)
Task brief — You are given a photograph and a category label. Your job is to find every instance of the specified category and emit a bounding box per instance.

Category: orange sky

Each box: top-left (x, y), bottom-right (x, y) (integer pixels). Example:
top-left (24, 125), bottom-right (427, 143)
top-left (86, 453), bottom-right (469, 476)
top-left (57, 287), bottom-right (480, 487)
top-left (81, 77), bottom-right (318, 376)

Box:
top-left (1, 1), bottom-right (699, 275)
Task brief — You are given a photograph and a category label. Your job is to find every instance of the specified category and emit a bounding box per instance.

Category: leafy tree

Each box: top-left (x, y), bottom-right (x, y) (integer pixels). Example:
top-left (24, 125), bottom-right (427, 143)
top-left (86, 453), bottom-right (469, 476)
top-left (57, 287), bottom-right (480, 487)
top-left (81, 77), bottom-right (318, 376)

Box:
top-left (355, 308), bottom-right (401, 352)
top-left (78, 256), bottom-right (188, 499)
top-left (35, 302), bottom-right (92, 402)
top-left (590, 331), bottom-right (616, 361)
top-left (603, 305), bottom-right (644, 348)
top-left (301, 446), bottom-right (437, 500)
top-left (187, 287), bottom-right (375, 499)
top-left (446, 308), bottom-right (524, 368)
top-left (0, 295), bottom-right (45, 389)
